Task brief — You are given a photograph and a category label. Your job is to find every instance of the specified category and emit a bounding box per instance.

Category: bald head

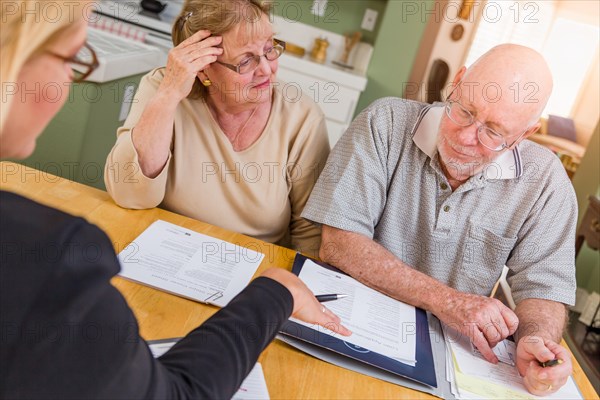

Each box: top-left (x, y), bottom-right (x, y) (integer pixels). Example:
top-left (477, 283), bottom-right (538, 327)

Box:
top-left (437, 45), bottom-right (554, 184)
top-left (459, 44), bottom-right (553, 126)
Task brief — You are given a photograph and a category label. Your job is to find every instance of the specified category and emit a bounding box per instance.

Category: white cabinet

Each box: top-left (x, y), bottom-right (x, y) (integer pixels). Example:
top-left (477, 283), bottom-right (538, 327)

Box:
top-left (273, 15), bottom-right (371, 147)
top-left (278, 54), bottom-right (367, 146)
top-left (325, 120), bottom-right (349, 145)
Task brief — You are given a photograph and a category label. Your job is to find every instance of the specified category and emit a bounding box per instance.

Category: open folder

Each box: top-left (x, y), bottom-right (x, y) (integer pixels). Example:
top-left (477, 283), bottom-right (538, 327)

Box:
top-left (278, 254), bottom-right (438, 389)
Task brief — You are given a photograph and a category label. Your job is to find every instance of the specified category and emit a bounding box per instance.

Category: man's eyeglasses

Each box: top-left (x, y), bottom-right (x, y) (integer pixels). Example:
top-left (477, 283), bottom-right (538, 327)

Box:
top-left (50, 42), bottom-right (99, 83)
top-left (445, 99), bottom-right (527, 152)
top-left (216, 39), bottom-right (286, 75)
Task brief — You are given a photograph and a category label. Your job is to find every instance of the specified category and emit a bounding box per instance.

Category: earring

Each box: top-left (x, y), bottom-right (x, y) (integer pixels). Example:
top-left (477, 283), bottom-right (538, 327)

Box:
top-left (201, 79), bottom-right (212, 87)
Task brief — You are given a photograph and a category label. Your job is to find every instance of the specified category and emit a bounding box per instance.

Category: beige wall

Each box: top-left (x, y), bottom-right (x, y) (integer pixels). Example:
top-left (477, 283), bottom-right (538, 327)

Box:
top-left (403, 0), bottom-right (484, 102)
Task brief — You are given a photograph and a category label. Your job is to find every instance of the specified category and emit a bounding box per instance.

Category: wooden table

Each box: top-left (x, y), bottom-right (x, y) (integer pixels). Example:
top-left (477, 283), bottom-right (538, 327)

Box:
top-left (1, 161), bottom-right (598, 399)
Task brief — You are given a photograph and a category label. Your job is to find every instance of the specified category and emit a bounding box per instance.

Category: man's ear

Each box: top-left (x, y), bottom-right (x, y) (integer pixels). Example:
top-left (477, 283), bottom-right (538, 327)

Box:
top-left (508, 122), bottom-right (541, 150)
top-left (522, 122), bottom-right (541, 141)
top-left (452, 66), bottom-right (467, 87)
top-left (446, 66), bottom-right (467, 99)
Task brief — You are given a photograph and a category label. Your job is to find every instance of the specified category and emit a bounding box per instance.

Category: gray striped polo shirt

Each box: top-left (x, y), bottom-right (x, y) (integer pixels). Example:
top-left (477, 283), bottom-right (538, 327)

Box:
top-left (303, 97), bottom-right (576, 306)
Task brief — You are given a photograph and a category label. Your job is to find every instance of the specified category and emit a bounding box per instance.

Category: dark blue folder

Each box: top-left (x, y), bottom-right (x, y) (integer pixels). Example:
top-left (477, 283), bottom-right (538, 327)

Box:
top-left (279, 253), bottom-right (437, 388)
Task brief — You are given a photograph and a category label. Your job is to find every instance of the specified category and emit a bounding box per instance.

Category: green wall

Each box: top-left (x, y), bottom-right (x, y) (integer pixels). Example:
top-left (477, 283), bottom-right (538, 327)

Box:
top-left (572, 122), bottom-right (600, 294)
top-left (356, 0), bottom-right (433, 113)
top-left (17, 75), bottom-right (145, 190)
top-left (272, 0), bottom-right (388, 45)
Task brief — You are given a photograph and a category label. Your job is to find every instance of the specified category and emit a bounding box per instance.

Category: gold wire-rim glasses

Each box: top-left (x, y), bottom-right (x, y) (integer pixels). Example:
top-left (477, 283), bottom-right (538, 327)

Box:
top-left (215, 39), bottom-right (286, 75)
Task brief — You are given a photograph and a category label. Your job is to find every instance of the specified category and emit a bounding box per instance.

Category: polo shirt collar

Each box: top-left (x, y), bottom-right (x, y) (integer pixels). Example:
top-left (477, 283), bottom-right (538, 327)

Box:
top-left (411, 104), bottom-right (523, 180)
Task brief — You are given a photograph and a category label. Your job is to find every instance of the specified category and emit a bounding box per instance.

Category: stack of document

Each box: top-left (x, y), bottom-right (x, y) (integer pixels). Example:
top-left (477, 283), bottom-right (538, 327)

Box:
top-left (442, 325), bottom-right (583, 399)
top-left (118, 220), bottom-right (264, 307)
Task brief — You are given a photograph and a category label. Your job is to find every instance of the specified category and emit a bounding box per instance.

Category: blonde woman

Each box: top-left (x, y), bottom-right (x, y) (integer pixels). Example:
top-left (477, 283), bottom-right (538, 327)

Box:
top-left (105, 0), bottom-right (329, 257)
top-left (0, 2), bottom-right (349, 398)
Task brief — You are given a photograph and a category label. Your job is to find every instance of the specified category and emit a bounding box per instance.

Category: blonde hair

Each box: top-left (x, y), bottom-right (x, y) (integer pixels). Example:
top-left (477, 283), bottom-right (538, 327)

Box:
top-left (0, 1), bottom-right (88, 133)
top-left (172, 0), bottom-right (272, 100)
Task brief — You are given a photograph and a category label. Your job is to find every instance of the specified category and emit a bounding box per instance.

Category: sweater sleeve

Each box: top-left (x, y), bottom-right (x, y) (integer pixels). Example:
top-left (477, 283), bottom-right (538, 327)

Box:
top-left (104, 68), bottom-right (172, 209)
top-left (287, 112), bottom-right (330, 258)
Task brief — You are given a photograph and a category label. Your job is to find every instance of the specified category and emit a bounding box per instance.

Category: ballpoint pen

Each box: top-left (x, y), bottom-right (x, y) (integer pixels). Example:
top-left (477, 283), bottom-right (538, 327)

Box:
top-left (539, 358), bottom-right (563, 368)
top-left (315, 294), bottom-right (348, 303)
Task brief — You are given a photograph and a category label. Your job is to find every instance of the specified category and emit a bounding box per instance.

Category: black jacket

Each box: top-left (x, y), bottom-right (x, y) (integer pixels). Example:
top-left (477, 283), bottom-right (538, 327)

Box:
top-left (0, 191), bottom-right (293, 399)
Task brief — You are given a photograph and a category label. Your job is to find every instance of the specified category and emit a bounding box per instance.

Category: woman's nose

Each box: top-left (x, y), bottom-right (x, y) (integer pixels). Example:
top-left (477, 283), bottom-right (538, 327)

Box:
top-left (255, 55), bottom-right (272, 76)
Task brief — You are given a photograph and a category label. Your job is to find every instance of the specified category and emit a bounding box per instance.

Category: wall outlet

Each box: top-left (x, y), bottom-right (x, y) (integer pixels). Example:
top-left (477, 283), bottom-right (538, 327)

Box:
top-left (311, 0), bottom-right (327, 17)
top-left (361, 8), bottom-right (378, 31)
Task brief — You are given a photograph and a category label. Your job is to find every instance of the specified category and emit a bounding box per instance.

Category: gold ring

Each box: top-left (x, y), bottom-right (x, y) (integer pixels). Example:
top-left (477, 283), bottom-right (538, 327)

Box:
top-left (547, 384), bottom-right (553, 392)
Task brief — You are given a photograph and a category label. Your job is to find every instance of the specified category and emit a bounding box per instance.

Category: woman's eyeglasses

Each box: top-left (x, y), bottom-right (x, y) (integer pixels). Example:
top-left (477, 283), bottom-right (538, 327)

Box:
top-left (50, 41), bottom-right (99, 83)
top-left (216, 39), bottom-right (286, 75)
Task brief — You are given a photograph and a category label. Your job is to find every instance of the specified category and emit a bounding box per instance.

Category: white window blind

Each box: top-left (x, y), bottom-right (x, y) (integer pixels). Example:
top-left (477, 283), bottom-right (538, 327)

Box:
top-left (466, 0), bottom-right (556, 66)
top-left (542, 18), bottom-right (599, 116)
top-left (464, 0), bottom-right (599, 118)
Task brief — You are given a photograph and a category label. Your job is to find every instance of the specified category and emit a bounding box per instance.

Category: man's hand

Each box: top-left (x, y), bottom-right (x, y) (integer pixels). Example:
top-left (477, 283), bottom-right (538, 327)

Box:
top-left (436, 290), bottom-right (519, 363)
top-left (516, 336), bottom-right (572, 396)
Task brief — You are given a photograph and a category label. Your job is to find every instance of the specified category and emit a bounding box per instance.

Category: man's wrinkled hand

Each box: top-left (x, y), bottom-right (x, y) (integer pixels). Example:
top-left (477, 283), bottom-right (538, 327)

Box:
top-left (437, 291), bottom-right (519, 363)
top-left (516, 336), bottom-right (571, 396)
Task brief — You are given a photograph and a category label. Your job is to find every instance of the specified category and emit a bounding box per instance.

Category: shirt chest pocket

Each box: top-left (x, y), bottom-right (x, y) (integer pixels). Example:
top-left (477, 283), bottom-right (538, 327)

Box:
top-left (460, 224), bottom-right (518, 295)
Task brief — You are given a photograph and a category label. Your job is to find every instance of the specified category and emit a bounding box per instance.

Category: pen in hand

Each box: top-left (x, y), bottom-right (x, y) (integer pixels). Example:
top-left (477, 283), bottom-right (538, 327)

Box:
top-left (539, 358), bottom-right (562, 368)
top-left (315, 294), bottom-right (348, 303)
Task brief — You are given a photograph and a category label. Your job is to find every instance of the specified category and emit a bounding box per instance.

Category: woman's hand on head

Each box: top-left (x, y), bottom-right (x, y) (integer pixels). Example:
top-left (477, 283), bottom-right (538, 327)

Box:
top-left (159, 30), bottom-right (223, 102)
top-left (260, 268), bottom-right (352, 337)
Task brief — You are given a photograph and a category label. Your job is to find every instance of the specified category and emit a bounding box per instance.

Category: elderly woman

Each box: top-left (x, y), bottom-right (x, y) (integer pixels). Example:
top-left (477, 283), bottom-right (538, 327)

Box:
top-left (104, 0), bottom-right (328, 255)
top-left (0, 1), bottom-right (349, 398)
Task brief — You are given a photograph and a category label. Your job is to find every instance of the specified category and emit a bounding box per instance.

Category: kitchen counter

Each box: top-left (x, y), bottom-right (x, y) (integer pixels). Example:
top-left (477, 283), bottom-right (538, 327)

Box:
top-left (279, 53), bottom-right (368, 92)
top-left (273, 15), bottom-right (372, 145)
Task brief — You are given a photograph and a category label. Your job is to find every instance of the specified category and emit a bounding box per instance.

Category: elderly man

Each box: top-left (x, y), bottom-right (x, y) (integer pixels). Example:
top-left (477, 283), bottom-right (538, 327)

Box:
top-left (302, 44), bottom-right (576, 396)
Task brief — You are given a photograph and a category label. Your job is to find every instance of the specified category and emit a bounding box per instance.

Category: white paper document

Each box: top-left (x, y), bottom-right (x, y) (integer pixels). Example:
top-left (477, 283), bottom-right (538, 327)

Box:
top-left (291, 259), bottom-right (417, 365)
top-left (148, 340), bottom-right (270, 399)
top-left (148, 340), bottom-right (174, 358)
top-left (231, 364), bottom-right (270, 400)
top-left (471, 339), bottom-right (515, 366)
top-left (118, 220), bottom-right (264, 307)
top-left (443, 325), bottom-right (582, 399)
